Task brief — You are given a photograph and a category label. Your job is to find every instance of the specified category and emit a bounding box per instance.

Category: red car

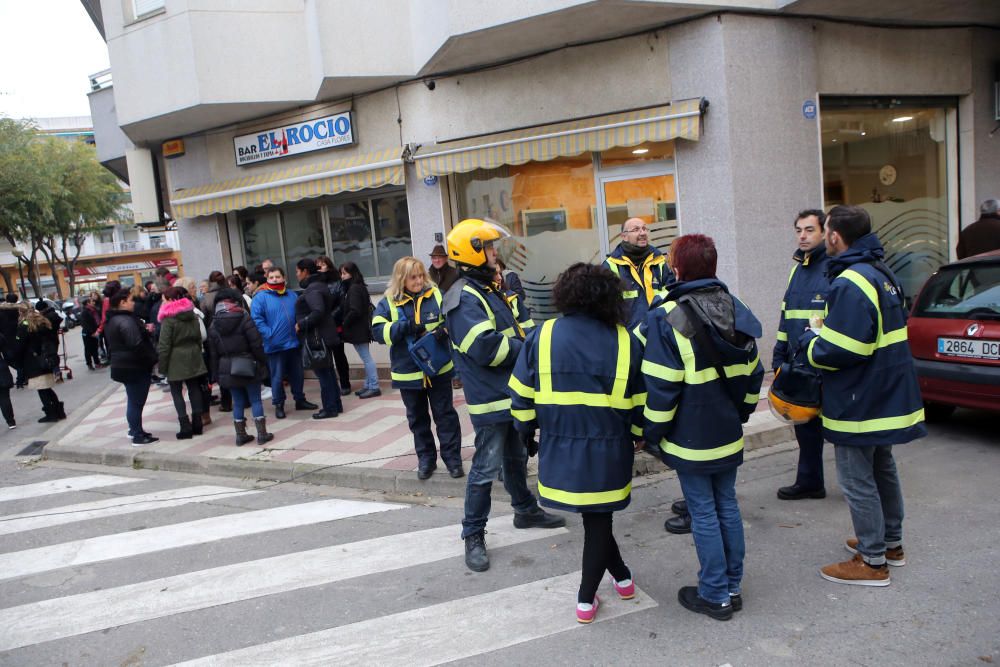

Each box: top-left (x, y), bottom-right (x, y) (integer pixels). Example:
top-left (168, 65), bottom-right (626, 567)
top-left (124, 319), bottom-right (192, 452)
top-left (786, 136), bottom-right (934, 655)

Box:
top-left (907, 250), bottom-right (1000, 419)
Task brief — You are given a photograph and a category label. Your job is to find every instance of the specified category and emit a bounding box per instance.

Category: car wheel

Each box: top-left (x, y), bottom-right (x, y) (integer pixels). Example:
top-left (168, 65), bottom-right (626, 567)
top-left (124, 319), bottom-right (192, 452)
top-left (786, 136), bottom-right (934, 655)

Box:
top-left (924, 402), bottom-right (956, 422)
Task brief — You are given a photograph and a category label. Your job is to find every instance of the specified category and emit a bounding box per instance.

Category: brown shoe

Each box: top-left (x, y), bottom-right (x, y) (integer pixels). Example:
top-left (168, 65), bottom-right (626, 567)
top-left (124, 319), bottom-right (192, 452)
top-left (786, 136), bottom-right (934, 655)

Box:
top-left (845, 538), bottom-right (905, 567)
top-left (201, 412), bottom-right (212, 426)
top-left (820, 554), bottom-right (890, 587)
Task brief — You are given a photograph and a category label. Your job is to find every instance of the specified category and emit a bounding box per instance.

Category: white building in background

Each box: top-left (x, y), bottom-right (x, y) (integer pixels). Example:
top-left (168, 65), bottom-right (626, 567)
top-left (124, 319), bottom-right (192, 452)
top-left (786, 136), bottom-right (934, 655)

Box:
top-left (81, 0), bottom-right (1000, 365)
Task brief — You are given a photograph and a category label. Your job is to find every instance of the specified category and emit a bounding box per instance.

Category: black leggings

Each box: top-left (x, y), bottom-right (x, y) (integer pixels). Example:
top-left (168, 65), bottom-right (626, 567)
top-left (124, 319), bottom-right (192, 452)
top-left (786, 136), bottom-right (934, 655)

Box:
top-left (579, 511), bottom-right (630, 604)
top-left (331, 342), bottom-right (351, 389)
top-left (82, 335), bottom-right (100, 368)
top-left (0, 387), bottom-right (12, 425)
top-left (169, 378), bottom-right (205, 419)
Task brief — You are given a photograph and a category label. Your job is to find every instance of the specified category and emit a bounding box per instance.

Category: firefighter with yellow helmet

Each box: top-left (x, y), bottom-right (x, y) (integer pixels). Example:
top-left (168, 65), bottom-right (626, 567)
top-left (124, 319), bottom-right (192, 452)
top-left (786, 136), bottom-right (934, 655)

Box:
top-left (443, 218), bottom-right (565, 573)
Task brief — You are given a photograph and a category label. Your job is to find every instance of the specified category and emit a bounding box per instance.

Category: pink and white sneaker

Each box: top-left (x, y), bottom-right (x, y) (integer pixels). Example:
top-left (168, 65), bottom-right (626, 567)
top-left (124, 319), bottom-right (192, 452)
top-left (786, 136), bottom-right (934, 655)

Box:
top-left (610, 570), bottom-right (635, 600)
top-left (576, 595), bottom-right (600, 624)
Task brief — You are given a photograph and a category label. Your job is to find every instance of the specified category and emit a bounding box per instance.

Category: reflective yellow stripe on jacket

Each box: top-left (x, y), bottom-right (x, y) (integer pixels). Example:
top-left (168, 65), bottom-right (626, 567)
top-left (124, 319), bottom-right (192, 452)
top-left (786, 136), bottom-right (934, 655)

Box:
top-left (536, 319), bottom-right (634, 410)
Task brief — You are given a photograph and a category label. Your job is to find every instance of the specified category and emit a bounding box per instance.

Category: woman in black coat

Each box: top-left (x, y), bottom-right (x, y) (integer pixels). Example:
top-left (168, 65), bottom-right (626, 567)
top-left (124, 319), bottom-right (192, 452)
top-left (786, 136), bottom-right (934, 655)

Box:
top-left (11, 306), bottom-right (64, 423)
top-left (104, 289), bottom-right (159, 445)
top-left (316, 255), bottom-right (352, 395)
top-left (339, 261), bottom-right (379, 398)
top-left (208, 288), bottom-right (272, 446)
top-left (0, 332), bottom-right (16, 428)
top-left (295, 259), bottom-right (343, 419)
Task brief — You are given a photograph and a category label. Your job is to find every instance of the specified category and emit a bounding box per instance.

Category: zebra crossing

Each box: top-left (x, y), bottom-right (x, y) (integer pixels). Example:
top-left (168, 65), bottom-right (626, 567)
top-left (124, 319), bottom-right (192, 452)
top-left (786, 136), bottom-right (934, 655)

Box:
top-left (0, 472), bottom-right (657, 664)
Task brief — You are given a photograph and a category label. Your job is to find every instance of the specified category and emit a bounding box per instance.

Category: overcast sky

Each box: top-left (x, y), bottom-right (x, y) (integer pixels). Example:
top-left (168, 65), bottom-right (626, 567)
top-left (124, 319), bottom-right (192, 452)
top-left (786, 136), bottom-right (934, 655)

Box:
top-left (0, 0), bottom-right (110, 120)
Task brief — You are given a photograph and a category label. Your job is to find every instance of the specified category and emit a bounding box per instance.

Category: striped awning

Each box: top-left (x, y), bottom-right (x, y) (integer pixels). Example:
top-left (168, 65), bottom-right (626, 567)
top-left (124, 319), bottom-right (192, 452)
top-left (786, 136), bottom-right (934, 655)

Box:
top-left (169, 147), bottom-right (404, 219)
top-left (414, 98), bottom-right (703, 178)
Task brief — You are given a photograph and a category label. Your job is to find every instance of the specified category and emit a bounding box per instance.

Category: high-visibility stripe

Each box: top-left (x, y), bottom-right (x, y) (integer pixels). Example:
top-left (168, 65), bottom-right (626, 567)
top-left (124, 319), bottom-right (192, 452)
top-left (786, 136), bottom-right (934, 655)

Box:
top-left (391, 370), bottom-right (425, 382)
top-left (537, 319), bottom-right (633, 409)
top-left (458, 320), bottom-right (493, 353)
top-left (621, 290), bottom-right (639, 299)
top-left (776, 330), bottom-right (788, 342)
top-left (611, 325), bottom-right (630, 398)
top-left (521, 319), bottom-right (536, 329)
top-left (784, 309), bottom-right (825, 320)
top-left (744, 392), bottom-right (758, 405)
top-left (538, 481), bottom-right (631, 506)
top-left (786, 264), bottom-right (799, 287)
top-left (511, 408), bottom-right (536, 422)
top-left (807, 336), bottom-right (838, 371)
top-left (633, 325), bottom-right (646, 345)
top-left (467, 398), bottom-right (512, 415)
top-left (630, 423), bottom-right (643, 436)
top-left (644, 405), bottom-right (677, 423)
top-left (641, 359), bottom-right (684, 382)
top-left (632, 391), bottom-right (647, 406)
top-left (822, 408), bottom-right (925, 434)
top-left (674, 330), bottom-right (760, 384)
top-left (820, 324), bottom-right (874, 357)
top-left (508, 374), bottom-right (535, 398)
top-left (536, 391), bottom-right (634, 409)
top-left (660, 437), bottom-right (744, 462)
top-left (463, 285), bottom-right (497, 327)
top-left (372, 315), bottom-right (393, 345)
top-left (489, 335), bottom-right (510, 367)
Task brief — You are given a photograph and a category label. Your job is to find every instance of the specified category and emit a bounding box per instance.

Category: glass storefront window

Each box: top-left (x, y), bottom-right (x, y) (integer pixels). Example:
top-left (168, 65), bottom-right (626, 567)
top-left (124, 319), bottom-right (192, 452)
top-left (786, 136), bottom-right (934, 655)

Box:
top-left (373, 193), bottom-right (412, 279)
top-left (328, 199), bottom-right (377, 279)
top-left (281, 207), bottom-right (325, 273)
top-left (821, 102), bottom-right (953, 303)
top-left (241, 211), bottom-right (283, 270)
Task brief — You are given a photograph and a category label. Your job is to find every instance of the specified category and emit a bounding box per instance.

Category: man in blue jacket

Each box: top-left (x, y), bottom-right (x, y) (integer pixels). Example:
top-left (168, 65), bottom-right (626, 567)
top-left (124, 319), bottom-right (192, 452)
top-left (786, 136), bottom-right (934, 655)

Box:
top-left (444, 218), bottom-right (565, 573)
top-left (773, 210), bottom-right (830, 500)
top-left (250, 267), bottom-right (317, 419)
top-left (604, 218), bottom-right (674, 329)
top-left (801, 205), bottom-right (926, 587)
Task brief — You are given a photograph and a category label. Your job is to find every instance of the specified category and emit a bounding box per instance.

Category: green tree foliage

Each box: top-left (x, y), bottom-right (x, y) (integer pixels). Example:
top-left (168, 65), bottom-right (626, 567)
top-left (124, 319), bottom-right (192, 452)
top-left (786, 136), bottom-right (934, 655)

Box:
top-left (0, 117), bottom-right (124, 297)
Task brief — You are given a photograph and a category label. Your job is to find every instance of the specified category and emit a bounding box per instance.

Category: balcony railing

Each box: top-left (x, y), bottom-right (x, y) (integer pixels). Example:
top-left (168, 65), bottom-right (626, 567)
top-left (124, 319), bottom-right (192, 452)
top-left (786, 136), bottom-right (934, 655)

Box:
top-left (89, 69), bottom-right (112, 92)
top-left (96, 240), bottom-right (142, 254)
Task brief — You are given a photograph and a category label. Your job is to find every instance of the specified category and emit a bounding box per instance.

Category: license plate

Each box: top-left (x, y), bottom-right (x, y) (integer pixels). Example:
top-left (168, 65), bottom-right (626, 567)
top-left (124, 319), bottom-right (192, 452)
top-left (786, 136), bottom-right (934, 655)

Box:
top-left (938, 337), bottom-right (1000, 360)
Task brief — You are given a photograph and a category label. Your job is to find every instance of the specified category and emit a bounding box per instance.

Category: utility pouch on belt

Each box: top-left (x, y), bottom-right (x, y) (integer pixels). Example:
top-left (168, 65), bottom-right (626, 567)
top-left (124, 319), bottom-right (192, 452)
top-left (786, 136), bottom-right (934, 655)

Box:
top-left (407, 333), bottom-right (452, 377)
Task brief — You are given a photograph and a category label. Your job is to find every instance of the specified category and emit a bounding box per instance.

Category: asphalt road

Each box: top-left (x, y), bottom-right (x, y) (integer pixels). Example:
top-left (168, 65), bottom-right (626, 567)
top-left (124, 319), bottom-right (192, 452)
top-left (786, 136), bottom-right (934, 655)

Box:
top-left (0, 407), bottom-right (997, 666)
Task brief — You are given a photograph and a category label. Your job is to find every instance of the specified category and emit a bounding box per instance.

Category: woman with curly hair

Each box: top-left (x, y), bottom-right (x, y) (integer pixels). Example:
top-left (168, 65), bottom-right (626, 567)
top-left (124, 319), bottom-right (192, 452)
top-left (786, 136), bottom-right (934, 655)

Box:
top-left (508, 262), bottom-right (644, 624)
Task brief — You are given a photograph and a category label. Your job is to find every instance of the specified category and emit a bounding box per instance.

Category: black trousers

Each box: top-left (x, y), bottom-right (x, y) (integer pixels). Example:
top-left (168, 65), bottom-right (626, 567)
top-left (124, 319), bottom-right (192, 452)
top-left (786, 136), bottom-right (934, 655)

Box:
top-left (332, 342), bottom-right (351, 389)
top-left (793, 417), bottom-right (825, 489)
top-left (400, 381), bottom-right (462, 470)
top-left (169, 378), bottom-right (205, 419)
top-left (579, 511), bottom-right (629, 604)
top-left (38, 387), bottom-right (60, 413)
top-left (0, 387), bottom-right (13, 425)
top-left (82, 335), bottom-right (100, 368)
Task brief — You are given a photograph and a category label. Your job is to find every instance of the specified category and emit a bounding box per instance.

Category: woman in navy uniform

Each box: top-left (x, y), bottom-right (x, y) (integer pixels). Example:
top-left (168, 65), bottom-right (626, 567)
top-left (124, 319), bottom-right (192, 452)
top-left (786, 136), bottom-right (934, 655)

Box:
top-left (372, 257), bottom-right (463, 479)
top-left (509, 262), bottom-right (644, 624)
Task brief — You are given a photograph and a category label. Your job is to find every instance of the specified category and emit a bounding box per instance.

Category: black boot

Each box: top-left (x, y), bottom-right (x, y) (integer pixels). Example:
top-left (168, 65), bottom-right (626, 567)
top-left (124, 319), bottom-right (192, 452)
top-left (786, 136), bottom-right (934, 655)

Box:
top-left (176, 414), bottom-right (193, 440)
top-left (233, 419), bottom-right (254, 447)
top-left (275, 403), bottom-right (286, 419)
top-left (295, 399), bottom-right (318, 411)
top-left (664, 513), bottom-right (692, 534)
top-left (513, 507), bottom-right (566, 529)
top-left (55, 401), bottom-right (66, 420)
top-left (254, 416), bottom-right (274, 445)
top-left (38, 409), bottom-right (59, 423)
top-left (191, 413), bottom-right (204, 436)
top-left (464, 532), bottom-right (489, 572)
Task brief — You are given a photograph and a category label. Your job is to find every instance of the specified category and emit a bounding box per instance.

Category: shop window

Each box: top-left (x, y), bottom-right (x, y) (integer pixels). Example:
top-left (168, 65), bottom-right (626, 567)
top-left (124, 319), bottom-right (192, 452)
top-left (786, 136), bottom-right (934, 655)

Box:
top-left (373, 194), bottom-right (412, 278)
top-left (281, 207), bottom-right (325, 274)
top-left (241, 211), bottom-right (284, 271)
top-left (328, 200), bottom-right (378, 279)
top-left (820, 99), bottom-right (955, 302)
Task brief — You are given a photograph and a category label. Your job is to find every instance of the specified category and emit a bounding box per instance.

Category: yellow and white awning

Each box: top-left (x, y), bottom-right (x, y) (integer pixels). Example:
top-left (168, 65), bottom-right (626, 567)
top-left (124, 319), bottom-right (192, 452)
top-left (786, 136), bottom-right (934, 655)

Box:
top-left (414, 98), bottom-right (703, 178)
top-left (170, 147), bottom-right (404, 219)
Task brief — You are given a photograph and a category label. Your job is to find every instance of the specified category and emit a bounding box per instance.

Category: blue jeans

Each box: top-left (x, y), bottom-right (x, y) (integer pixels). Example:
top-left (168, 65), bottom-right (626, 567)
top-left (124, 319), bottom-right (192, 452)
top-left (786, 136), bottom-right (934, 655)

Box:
top-left (677, 467), bottom-right (745, 604)
top-left (266, 347), bottom-right (305, 406)
top-left (461, 421), bottom-right (538, 538)
top-left (314, 366), bottom-right (344, 413)
top-left (123, 376), bottom-right (151, 437)
top-left (793, 417), bottom-right (825, 489)
top-left (834, 444), bottom-right (904, 566)
top-left (231, 383), bottom-right (264, 421)
top-left (353, 343), bottom-right (379, 391)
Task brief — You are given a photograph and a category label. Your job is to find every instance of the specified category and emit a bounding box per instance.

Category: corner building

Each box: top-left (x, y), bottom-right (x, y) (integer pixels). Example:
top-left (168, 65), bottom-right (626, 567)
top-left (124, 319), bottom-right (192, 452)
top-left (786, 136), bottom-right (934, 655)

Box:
top-left (84, 1), bottom-right (1000, 367)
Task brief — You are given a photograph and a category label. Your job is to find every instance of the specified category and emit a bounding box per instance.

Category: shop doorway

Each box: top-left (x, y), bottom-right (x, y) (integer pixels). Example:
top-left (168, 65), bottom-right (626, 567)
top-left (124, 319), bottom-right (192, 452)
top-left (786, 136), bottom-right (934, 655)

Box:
top-left (820, 96), bottom-right (958, 304)
top-left (595, 159), bottom-right (678, 259)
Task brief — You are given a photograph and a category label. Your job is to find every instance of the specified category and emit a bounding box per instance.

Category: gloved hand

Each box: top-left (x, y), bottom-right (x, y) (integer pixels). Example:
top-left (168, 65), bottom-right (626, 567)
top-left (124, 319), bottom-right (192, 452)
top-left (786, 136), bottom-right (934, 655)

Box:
top-left (432, 326), bottom-right (450, 342)
top-left (520, 432), bottom-right (538, 457)
top-left (406, 319), bottom-right (425, 336)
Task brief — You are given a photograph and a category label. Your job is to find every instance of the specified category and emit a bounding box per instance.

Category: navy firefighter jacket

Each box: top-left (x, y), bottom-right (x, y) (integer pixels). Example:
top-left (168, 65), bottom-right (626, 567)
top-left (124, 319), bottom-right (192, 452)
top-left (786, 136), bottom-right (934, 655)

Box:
top-left (509, 314), bottom-right (644, 513)
top-left (638, 278), bottom-right (765, 475)
top-left (443, 277), bottom-right (525, 427)
top-left (773, 243), bottom-right (830, 369)
top-left (803, 233), bottom-right (926, 447)
top-left (604, 244), bottom-right (675, 330)
top-left (371, 286), bottom-right (453, 389)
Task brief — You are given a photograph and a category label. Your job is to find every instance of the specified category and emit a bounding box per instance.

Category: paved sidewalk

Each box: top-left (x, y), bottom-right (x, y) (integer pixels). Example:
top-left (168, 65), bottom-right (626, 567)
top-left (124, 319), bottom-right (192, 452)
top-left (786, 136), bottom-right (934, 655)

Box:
top-left (44, 376), bottom-right (792, 495)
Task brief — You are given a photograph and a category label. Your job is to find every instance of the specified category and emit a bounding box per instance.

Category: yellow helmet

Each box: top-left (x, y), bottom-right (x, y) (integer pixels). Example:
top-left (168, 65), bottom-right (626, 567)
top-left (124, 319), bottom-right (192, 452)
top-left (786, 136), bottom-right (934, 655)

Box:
top-left (446, 218), bottom-right (510, 268)
top-left (767, 365), bottom-right (822, 425)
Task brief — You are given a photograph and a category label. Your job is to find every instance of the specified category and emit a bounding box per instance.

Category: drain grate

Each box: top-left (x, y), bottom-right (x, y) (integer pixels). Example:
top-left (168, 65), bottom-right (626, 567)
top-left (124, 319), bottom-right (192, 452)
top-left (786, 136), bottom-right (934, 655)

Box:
top-left (16, 441), bottom-right (48, 457)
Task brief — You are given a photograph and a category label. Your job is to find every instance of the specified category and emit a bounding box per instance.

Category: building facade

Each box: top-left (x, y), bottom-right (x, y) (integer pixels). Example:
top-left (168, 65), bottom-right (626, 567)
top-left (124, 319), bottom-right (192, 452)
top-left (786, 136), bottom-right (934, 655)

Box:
top-left (84, 0), bottom-right (1000, 365)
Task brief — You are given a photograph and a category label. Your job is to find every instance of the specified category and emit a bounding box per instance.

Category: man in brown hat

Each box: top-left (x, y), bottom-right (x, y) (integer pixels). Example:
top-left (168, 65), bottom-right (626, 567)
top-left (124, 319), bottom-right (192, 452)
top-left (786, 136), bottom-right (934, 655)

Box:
top-left (429, 244), bottom-right (459, 294)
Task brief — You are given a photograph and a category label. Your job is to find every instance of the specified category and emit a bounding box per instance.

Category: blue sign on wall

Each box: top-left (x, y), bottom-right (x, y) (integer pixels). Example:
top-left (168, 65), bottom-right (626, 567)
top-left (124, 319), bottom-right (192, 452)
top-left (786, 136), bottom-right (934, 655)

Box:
top-left (802, 100), bottom-right (817, 120)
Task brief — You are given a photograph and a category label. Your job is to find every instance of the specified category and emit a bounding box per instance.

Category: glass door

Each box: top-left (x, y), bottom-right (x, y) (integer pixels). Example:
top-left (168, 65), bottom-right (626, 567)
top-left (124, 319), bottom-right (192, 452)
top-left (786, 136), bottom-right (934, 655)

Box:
top-left (595, 158), bottom-right (678, 259)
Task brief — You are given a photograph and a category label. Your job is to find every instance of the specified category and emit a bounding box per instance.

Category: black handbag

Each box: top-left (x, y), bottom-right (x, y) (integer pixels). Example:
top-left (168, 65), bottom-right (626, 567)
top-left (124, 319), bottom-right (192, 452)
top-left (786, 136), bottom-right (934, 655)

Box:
top-left (301, 331), bottom-right (332, 370)
top-left (229, 356), bottom-right (257, 378)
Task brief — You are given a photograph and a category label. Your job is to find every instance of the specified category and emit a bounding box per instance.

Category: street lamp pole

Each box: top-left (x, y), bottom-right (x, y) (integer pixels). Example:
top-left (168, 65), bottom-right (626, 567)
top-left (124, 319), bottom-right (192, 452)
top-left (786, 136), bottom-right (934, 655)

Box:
top-left (11, 249), bottom-right (27, 300)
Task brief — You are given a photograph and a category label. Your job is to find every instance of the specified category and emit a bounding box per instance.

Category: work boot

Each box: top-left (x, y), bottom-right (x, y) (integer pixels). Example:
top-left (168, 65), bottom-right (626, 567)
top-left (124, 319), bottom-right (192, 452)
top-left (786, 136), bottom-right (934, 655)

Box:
top-left (777, 484), bottom-right (826, 500)
top-left (254, 416), bottom-right (274, 445)
top-left (820, 554), bottom-right (890, 587)
top-left (275, 403), bottom-right (286, 419)
top-left (678, 586), bottom-right (733, 621)
top-left (664, 513), bottom-right (692, 534)
top-left (191, 413), bottom-right (204, 436)
top-left (512, 507), bottom-right (566, 529)
top-left (464, 532), bottom-right (489, 572)
top-left (671, 499), bottom-right (687, 515)
top-left (233, 419), bottom-right (255, 447)
top-left (176, 414), bottom-right (193, 440)
top-left (295, 399), bottom-right (318, 411)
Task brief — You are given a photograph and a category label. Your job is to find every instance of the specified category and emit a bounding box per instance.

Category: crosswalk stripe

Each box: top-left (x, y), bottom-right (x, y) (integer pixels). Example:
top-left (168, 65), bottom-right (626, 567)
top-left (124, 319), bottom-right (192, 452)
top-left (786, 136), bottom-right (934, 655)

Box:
top-left (0, 485), bottom-right (262, 536)
top-left (0, 474), bottom-right (143, 504)
top-left (173, 572), bottom-right (657, 666)
top-left (0, 516), bottom-right (568, 651)
top-left (0, 498), bottom-right (405, 584)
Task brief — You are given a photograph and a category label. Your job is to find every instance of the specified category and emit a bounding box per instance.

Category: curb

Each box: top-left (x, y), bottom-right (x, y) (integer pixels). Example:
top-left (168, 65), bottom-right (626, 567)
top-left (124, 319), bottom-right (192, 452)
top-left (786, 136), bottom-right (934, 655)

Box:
top-left (43, 417), bottom-right (794, 496)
